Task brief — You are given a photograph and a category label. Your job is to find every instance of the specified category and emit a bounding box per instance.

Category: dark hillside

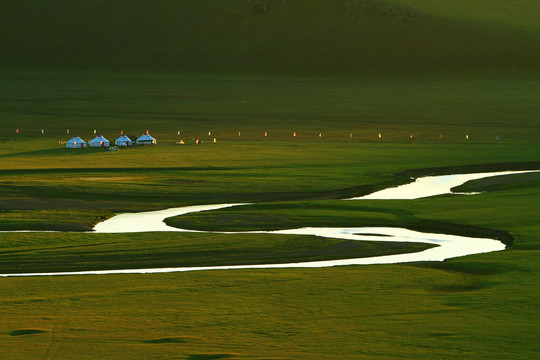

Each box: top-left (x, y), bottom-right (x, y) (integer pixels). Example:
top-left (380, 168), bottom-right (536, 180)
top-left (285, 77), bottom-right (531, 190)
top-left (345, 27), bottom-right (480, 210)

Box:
top-left (1, 0), bottom-right (539, 74)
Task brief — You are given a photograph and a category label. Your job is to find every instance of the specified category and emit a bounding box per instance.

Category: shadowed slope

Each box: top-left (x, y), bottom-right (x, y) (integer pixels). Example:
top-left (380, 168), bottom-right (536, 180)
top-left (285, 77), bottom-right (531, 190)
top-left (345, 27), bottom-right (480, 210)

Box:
top-left (1, 0), bottom-right (539, 74)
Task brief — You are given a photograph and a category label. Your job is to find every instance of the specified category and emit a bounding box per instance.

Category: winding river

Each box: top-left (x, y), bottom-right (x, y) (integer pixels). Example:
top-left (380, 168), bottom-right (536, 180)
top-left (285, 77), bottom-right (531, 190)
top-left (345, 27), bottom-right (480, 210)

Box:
top-left (348, 170), bottom-right (536, 200)
top-left (1, 170), bottom-right (537, 277)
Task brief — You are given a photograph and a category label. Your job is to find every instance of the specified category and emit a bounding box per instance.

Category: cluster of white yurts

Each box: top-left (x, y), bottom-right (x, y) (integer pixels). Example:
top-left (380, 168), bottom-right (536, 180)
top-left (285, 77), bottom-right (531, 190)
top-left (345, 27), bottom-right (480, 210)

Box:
top-left (65, 132), bottom-right (157, 148)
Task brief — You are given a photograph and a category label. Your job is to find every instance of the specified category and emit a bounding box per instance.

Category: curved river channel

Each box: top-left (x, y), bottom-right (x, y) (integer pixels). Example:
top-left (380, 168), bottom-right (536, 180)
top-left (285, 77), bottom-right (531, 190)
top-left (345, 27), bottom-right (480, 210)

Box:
top-left (1, 170), bottom-right (537, 277)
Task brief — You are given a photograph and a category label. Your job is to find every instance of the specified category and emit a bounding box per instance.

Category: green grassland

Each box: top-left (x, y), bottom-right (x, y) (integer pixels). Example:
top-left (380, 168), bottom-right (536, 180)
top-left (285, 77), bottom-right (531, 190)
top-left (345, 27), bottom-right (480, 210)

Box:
top-left (0, 71), bottom-right (540, 358)
top-left (1, 137), bottom-right (539, 359)
top-left (1, 72), bottom-right (539, 223)
top-left (0, 139), bottom-right (539, 231)
top-left (2, 253), bottom-right (540, 359)
top-left (2, 72), bottom-right (540, 143)
top-left (0, 231), bottom-right (433, 274)
top-left (1, 0), bottom-right (540, 358)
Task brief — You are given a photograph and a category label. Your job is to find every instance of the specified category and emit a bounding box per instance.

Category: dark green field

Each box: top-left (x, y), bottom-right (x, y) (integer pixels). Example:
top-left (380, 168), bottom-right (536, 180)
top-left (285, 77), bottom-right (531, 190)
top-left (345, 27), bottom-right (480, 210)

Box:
top-left (2, 72), bottom-right (540, 144)
top-left (2, 0), bottom-right (540, 75)
top-left (1, 0), bottom-right (540, 359)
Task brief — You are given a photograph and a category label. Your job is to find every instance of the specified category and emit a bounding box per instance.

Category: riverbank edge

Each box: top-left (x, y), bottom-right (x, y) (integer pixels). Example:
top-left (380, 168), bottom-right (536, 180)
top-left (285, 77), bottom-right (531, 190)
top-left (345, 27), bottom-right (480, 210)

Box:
top-left (3, 162), bottom-right (538, 247)
top-left (163, 162), bottom-right (540, 246)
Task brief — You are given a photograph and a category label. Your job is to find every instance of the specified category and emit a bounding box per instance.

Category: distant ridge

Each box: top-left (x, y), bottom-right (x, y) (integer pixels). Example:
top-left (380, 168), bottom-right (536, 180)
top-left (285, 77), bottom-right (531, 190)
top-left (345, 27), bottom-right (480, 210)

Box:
top-left (1, 0), bottom-right (539, 74)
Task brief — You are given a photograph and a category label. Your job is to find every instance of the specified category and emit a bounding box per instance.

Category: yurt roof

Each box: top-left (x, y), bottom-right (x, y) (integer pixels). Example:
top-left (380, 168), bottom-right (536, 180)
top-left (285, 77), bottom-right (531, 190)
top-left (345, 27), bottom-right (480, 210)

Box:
top-left (137, 134), bottom-right (156, 141)
top-left (90, 135), bottom-right (109, 142)
top-left (116, 135), bottom-right (132, 141)
top-left (67, 136), bottom-right (86, 144)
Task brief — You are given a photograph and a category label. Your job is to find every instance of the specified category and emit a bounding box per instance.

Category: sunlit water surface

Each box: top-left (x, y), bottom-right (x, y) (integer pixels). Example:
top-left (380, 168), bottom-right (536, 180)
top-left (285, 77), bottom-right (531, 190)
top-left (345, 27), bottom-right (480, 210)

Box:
top-left (348, 170), bottom-right (537, 200)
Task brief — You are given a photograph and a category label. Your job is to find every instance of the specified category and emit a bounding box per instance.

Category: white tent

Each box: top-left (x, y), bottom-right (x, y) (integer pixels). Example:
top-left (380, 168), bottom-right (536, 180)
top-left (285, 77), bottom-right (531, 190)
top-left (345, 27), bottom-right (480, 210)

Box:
top-left (89, 135), bottom-right (110, 147)
top-left (136, 133), bottom-right (157, 145)
top-left (66, 136), bottom-right (86, 148)
top-left (115, 135), bottom-right (133, 147)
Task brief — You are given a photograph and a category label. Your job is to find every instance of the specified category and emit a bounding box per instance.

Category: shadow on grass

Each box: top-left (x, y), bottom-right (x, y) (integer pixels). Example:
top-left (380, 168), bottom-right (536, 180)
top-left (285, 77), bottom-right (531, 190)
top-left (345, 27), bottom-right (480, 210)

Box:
top-left (9, 329), bottom-right (47, 336)
top-left (187, 355), bottom-right (237, 360)
top-left (0, 147), bottom-right (106, 158)
top-left (429, 281), bottom-right (496, 293)
top-left (411, 261), bottom-right (520, 275)
top-left (142, 337), bottom-right (190, 344)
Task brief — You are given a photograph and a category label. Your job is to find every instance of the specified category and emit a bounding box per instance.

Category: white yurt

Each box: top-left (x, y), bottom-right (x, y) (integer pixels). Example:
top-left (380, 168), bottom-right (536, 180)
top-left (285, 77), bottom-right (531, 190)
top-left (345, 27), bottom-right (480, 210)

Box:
top-left (89, 135), bottom-right (110, 147)
top-left (115, 135), bottom-right (133, 147)
top-left (136, 133), bottom-right (157, 145)
top-left (66, 136), bottom-right (86, 148)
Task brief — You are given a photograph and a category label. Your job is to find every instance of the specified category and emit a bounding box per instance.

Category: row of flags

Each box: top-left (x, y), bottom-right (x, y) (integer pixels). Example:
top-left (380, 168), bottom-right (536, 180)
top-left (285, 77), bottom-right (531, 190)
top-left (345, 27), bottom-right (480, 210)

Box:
top-left (11, 128), bottom-right (500, 141)
top-left (14, 129), bottom-right (147, 135)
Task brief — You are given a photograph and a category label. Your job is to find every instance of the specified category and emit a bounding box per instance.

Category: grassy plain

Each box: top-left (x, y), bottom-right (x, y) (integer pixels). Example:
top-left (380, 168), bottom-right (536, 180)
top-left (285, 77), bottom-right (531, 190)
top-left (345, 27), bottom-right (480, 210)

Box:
top-left (1, 70), bottom-right (539, 228)
top-left (2, 0), bottom-right (540, 357)
top-left (2, 253), bottom-right (540, 359)
top-left (0, 69), bottom-right (540, 358)
top-left (0, 231), bottom-right (434, 274)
